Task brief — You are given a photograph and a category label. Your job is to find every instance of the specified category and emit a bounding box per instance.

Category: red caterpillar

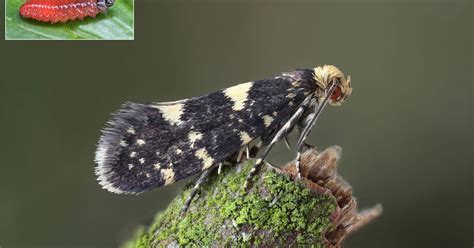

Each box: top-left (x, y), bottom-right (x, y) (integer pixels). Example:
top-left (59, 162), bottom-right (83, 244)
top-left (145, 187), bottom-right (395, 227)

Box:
top-left (19, 0), bottom-right (114, 23)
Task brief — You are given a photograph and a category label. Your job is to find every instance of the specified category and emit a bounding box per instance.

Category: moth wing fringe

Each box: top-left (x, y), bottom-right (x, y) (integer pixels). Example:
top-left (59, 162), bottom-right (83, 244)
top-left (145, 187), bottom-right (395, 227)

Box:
top-left (95, 102), bottom-right (149, 194)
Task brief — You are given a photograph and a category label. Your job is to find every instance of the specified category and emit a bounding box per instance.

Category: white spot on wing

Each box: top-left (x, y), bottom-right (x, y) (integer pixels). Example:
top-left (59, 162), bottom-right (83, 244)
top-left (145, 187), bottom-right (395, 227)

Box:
top-left (188, 131), bottom-right (203, 143)
top-left (263, 115), bottom-right (274, 127)
top-left (136, 139), bottom-right (146, 145)
top-left (223, 82), bottom-right (253, 111)
top-left (139, 158), bottom-right (145, 164)
top-left (130, 151), bottom-right (137, 158)
top-left (154, 163), bottom-right (161, 170)
top-left (195, 148), bottom-right (214, 170)
top-left (127, 127), bottom-right (135, 134)
top-left (161, 168), bottom-right (175, 185)
top-left (119, 140), bottom-right (128, 147)
top-left (128, 164), bottom-right (134, 170)
top-left (152, 103), bottom-right (184, 125)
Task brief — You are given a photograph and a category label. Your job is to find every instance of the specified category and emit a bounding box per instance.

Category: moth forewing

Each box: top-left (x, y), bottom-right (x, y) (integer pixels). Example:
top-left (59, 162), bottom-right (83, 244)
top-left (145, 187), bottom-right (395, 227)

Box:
top-left (94, 65), bottom-right (351, 196)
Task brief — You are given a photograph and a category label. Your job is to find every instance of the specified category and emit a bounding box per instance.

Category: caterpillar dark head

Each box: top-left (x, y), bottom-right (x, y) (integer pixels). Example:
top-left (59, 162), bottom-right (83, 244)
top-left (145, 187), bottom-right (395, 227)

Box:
top-left (105, 0), bottom-right (114, 7)
top-left (97, 0), bottom-right (114, 10)
top-left (313, 65), bottom-right (352, 106)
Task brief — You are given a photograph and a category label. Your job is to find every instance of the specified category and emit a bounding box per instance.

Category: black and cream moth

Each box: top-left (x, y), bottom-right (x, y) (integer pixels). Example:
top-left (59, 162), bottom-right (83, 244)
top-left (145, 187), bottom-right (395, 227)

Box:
top-left (95, 65), bottom-right (352, 194)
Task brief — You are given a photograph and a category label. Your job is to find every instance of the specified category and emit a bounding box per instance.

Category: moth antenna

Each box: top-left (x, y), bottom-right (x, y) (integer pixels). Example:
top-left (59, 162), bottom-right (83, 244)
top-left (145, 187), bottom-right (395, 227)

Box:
top-left (296, 84), bottom-right (336, 149)
top-left (243, 95), bottom-right (313, 191)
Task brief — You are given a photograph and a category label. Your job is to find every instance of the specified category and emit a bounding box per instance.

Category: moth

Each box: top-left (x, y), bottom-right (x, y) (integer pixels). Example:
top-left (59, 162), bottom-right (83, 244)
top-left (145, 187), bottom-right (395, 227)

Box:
top-left (19, 0), bottom-right (114, 23)
top-left (95, 65), bottom-right (352, 212)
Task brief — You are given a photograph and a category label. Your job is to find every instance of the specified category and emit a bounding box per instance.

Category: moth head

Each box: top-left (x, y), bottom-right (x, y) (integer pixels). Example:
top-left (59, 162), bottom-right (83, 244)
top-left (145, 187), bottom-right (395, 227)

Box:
top-left (313, 65), bottom-right (352, 106)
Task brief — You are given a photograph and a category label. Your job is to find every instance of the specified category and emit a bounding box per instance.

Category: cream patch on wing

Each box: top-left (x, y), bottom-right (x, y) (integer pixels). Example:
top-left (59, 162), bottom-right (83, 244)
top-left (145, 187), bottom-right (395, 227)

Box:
top-left (188, 131), bottom-right (203, 148)
top-left (223, 82), bottom-right (253, 111)
top-left (262, 115), bottom-right (274, 127)
top-left (127, 127), bottom-right (135, 134)
top-left (195, 148), bottom-right (214, 170)
top-left (188, 131), bottom-right (203, 143)
top-left (161, 168), bottom-right (175, 185)
top-left (152, 103), bottom-right (184, 125)
top-left (240, 131), bottom-right (252, 144)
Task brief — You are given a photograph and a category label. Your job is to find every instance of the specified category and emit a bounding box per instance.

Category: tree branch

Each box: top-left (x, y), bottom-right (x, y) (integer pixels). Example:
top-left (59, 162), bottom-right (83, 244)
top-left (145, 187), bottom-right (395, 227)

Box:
top-left (123, 146), bottom-right (382, 247)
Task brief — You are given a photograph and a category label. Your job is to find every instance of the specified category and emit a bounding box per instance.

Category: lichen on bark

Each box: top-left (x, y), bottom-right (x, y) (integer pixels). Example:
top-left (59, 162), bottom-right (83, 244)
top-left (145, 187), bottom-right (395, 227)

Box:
top-left (123, 146), bottom-right (381, 247)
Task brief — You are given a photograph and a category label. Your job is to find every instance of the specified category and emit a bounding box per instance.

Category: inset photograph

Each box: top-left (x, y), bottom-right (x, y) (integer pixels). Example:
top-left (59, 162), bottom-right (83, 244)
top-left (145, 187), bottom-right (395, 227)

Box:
top-left (5, 0), bottom-right (133, 40)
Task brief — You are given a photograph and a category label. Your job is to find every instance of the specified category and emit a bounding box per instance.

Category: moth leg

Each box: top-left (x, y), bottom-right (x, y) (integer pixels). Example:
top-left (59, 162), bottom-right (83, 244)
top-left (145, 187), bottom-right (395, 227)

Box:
top-left (294, 85), bottom-right (336, 178)
top-left (180, 168), bottom-right (213, 215)
top-left (243, 95), bottom-right (313, 190)
top-left (294, 112), bottom-right (316, 179)
top-left (294, 116), bottom-right (310, 179)
top-left (296, 83), bottom-right (336, 149)
top-left (217, 162), bottom-right (223, 175)
top-left (236, 146), bottom-right (245, 163)
top-left (236, 144), bottom-right (251, 163)
top-left (294, 151), bottom-right (302, 179)
top-left (294, 105), bottom-right (317, 179)
top-left (237, 147), bottom-right (244, 163)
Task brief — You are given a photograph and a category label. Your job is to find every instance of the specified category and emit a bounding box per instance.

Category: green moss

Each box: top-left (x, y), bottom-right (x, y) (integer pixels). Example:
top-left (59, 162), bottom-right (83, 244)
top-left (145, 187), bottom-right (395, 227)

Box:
top-left (134, 161), bottom-right (336, 247)
top-left (120, 226), bottom-right (151, 248)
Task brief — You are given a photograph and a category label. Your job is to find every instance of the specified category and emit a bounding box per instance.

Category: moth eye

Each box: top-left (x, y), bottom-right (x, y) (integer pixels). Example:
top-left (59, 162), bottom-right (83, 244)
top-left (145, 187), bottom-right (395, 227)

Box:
top-left (330, 85), bottom-right (342, 101)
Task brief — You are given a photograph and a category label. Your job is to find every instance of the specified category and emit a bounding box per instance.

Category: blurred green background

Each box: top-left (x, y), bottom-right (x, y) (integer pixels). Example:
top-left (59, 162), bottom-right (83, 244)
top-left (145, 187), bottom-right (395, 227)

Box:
top-left (0, 0), bottom-right (472, 247)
